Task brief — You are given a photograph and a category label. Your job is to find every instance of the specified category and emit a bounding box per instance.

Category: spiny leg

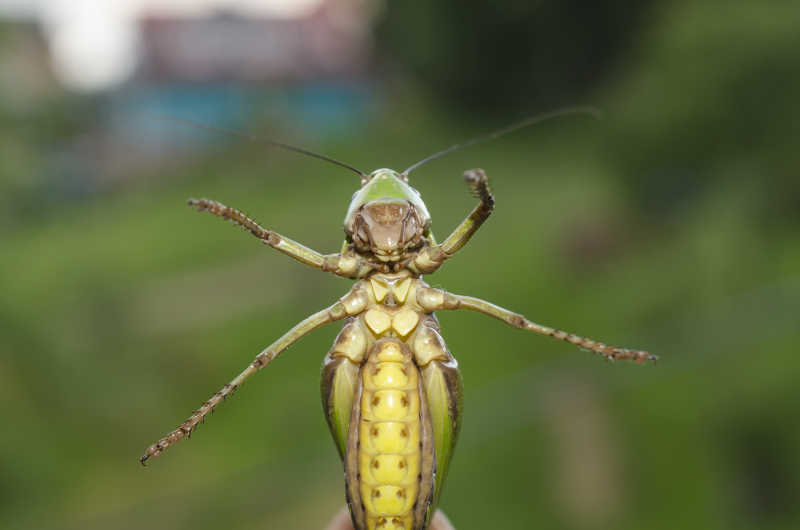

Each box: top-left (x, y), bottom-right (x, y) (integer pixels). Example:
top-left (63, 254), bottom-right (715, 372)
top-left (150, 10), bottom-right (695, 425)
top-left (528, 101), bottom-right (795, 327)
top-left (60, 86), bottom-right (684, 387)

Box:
top-left (416, 287), bottom-right (657, 363)
top-left (410, 169), bottom-right (494, 273)
top-left (188, 198), bottom-right (373, 278)
top-left (141, 301), bottom-right (349, 465)
top-left (440, 168), bottom-right (495, 255)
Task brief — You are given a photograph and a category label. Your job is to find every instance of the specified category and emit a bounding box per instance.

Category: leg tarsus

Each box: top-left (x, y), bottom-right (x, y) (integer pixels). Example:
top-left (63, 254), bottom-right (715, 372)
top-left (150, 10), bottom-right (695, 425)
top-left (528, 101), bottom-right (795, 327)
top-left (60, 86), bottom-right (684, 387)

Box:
top-left (463, 168), bottom-right (494, 211)
top-left (188, 198), bottom-right (270, 241)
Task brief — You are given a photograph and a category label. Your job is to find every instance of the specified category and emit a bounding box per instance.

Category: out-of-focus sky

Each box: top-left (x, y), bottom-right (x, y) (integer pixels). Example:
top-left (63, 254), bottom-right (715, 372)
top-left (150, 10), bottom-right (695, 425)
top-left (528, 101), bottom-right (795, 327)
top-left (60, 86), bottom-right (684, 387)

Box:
top-left (0, 0), bottom-right (325, 91)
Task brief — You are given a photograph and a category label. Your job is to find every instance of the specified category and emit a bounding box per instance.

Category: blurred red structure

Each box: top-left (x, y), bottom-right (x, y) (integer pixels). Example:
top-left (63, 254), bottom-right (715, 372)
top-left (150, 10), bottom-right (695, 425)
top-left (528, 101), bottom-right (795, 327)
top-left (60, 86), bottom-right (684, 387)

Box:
top-left (136, 2), bottom-right (373, 84)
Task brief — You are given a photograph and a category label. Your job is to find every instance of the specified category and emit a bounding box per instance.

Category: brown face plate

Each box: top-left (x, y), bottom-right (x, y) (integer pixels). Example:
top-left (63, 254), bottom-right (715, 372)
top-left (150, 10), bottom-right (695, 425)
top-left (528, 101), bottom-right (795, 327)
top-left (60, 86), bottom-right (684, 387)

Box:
top-left (352, 199), bottom-right (425, 261)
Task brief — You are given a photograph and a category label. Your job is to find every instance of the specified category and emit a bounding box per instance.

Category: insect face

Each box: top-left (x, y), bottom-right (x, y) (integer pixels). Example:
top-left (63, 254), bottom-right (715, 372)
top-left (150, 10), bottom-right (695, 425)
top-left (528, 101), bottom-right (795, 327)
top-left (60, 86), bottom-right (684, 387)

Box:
top-left (345, 169), bottom-right (431, 262)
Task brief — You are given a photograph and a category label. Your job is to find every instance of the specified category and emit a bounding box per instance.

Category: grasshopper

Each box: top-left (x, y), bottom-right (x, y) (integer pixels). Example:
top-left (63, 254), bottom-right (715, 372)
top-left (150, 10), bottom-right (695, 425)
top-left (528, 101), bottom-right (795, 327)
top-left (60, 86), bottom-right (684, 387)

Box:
top-left (141, 109), bottom-right (656, 530)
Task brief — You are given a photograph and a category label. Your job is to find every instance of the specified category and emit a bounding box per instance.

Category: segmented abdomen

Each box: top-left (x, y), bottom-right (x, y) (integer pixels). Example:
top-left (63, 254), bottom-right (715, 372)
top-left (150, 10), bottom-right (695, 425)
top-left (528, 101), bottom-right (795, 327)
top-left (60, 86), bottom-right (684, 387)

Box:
top-left (322, 277), bottom-right (457, 530)
top-left (358, 340), bottom-right (421, 530)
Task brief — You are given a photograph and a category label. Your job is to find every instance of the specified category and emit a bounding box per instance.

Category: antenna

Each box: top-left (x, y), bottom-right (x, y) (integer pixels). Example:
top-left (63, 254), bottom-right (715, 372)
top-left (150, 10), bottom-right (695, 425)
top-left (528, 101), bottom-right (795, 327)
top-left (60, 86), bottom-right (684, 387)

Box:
top-left (158, 115), bottom-right (366, 178)
top-left (403, 106), bottom-right (602, 176)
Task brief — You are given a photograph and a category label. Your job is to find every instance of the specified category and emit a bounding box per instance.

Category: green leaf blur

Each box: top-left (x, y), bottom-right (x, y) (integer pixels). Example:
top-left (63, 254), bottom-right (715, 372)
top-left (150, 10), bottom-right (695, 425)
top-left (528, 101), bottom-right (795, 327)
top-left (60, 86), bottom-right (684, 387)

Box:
top-left (1, 2), bottom-right (798, 529)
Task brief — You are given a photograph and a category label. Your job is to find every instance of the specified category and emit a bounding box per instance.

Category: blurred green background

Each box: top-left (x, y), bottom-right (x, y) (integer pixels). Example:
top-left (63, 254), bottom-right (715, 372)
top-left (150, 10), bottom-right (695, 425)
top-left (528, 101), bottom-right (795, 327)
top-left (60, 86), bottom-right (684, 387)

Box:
top-left (1, 1), bottom-right (799, 529)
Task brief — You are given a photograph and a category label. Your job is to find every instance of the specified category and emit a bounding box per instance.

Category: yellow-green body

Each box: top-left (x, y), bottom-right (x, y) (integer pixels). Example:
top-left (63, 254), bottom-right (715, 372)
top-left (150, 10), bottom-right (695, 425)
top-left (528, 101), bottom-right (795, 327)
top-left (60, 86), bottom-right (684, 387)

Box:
top-left (322, 273), bottom-right (462, 530)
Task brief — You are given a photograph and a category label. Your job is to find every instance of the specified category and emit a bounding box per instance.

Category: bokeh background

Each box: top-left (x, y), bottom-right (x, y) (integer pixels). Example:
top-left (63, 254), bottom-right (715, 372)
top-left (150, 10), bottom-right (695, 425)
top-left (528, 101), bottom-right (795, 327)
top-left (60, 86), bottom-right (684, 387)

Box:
top-left (1, 1), bottom-right (799, 529)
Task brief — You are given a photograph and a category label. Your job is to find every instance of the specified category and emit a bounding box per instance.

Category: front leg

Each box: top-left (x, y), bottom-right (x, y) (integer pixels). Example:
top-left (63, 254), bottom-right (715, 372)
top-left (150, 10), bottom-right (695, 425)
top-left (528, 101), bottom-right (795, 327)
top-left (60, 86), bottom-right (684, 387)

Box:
top-left (416, 287), bottom-right (657, 363)
top-left (140, 284), bottom-right (370, 464)
top-left (409, 169), bottom-right (494, 274)
top-left (189, 198), bottom-right (374, 278)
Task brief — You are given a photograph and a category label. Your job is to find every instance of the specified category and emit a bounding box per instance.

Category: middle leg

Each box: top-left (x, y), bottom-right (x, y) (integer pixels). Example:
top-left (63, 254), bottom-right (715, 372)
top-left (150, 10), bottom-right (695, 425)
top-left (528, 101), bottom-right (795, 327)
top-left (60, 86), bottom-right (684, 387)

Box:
top-left (415, 286), bottom-right (657, 363)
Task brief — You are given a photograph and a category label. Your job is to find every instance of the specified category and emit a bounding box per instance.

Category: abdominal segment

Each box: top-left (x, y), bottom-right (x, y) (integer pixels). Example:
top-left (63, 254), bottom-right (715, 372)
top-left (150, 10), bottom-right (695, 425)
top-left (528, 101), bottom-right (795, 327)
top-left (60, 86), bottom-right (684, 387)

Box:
top-left (348, 339), bottom-right (433, 530)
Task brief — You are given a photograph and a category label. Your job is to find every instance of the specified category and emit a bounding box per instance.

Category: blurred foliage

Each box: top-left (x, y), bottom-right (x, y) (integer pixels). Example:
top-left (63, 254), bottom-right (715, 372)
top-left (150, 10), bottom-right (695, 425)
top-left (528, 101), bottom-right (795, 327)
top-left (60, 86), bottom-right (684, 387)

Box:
top-left (601, 1), bottom-right (800, 226)
top-left (377, 1), bottom-right (800, 228)
top-left (375, 0), bottom-right (656, 113)
top-left (1, 1), bottom-right (800, 530)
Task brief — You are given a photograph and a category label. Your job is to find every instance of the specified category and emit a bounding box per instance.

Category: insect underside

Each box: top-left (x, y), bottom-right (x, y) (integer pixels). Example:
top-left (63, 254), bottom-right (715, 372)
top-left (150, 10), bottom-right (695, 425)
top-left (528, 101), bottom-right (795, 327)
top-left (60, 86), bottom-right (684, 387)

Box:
top-left (141, 118), bottom-right (655, 530)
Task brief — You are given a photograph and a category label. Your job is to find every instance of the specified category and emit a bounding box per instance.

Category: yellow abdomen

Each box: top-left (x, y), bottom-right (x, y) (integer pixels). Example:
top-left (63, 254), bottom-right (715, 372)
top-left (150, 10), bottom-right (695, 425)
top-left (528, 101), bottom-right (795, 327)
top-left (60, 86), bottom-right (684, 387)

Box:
top-left (358, 341), bottom-right (420, 530)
